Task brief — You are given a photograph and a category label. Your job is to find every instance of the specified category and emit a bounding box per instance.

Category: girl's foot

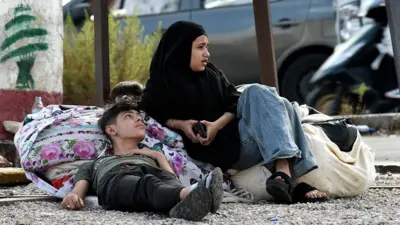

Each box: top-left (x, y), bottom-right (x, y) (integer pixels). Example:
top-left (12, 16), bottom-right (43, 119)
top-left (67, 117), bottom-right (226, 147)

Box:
top-left (292, 182), bottom-right (329, 203)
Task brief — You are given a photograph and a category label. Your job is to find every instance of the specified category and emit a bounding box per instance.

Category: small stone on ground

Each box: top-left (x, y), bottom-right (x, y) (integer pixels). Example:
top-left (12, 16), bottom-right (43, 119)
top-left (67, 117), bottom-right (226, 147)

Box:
top-left (0, 156), bottom-right (12, 168)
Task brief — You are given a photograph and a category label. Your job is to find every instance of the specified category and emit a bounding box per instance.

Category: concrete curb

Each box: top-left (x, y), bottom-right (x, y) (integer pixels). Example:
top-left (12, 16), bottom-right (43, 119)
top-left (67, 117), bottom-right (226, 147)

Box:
top-left (0, 168), bottom-right (30, 185)
top-left (375, 165), bottom-right (400, 174)
top-left (332, 113), bottom-right (400, 131)
top-left (0, 196), bottom-right (59, 206)
top-left (375, 161), bottom-right (400, 174)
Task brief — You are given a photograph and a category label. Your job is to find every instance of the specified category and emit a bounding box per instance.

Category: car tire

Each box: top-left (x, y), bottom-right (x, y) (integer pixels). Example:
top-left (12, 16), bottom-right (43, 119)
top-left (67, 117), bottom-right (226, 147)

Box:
top-left (280, 53), bottom-right (330, 104)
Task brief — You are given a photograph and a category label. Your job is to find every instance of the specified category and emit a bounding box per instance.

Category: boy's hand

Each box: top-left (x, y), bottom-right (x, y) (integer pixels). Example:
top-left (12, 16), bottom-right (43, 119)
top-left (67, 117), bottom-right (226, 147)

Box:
top-left (130, 148), bottom-right (174, 174)
top-left (61, 192), bottom-right (85, 210)
top-left (129, 148), bottom-right (164, 161)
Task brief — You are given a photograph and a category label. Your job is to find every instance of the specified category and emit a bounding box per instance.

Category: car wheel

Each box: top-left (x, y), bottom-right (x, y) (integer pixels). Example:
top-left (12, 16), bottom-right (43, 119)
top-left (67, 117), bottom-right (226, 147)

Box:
top-left (280, 53), bottom-right (330, 104)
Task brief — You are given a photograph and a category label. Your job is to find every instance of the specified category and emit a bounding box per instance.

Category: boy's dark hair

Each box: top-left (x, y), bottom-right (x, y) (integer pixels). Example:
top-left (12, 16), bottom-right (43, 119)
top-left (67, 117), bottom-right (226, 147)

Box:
top-left (98, 99), bottom-right (140, 135)
top-left (109, 81), bottom-right (143, 103)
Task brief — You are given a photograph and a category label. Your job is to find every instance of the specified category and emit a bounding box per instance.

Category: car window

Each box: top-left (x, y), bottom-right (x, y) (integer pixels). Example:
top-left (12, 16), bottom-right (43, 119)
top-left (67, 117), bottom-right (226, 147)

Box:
top-left (116, 0), bottom-right (180, 16)
top-left (203, 0), bottom-right (252, 9)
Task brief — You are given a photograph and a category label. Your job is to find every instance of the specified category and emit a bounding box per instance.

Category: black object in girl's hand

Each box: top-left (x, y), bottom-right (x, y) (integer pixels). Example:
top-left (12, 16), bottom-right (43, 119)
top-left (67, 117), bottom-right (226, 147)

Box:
top-left (192, 121), bottom-right (207, 138)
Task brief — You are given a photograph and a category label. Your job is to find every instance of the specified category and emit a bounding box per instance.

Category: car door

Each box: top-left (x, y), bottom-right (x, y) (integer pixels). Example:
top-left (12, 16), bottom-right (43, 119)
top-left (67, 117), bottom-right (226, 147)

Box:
top-left (115, 0), bottom-right (192, 35)
top-left (190, 0), bottom-right (310, 85)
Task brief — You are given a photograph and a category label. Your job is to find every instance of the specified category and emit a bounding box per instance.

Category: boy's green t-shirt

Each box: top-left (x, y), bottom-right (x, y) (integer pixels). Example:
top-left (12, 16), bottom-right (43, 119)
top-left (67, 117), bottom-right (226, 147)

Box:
top-left (74, 153), bottom-right (158, 192)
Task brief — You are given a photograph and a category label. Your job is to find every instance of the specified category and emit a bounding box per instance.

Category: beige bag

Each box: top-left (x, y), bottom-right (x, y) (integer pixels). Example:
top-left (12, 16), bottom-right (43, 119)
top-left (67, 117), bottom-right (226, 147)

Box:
top-left (296, 123), bottom-right (376, 197)
top-left (228, 163), bottom-right (272, 201)
top-left (230, 118), bottom-right (376, 201)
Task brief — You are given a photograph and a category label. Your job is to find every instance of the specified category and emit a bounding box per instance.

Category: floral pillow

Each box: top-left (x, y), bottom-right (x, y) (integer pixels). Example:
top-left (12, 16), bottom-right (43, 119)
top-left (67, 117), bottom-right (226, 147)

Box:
top-left (18, 106), bottom-right (112, 172)
top-left (142, 112), bottom-right (184, 148)
top-left (18, 107), bottom-right (183, 172)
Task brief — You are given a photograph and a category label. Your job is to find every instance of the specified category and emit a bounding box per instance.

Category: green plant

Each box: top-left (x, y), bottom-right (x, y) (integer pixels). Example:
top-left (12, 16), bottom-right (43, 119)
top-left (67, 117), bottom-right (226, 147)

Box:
top-left (63, 12), bottom-right (161, 105)
top-left (341, 83), bottom-right (370, 115)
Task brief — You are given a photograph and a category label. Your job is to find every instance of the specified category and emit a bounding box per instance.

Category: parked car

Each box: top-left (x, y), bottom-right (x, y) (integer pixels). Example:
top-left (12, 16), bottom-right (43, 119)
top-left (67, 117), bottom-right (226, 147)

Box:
top-left (63, 0), bottom-right (338, 103)
top-left (63, 0), bottom-right (91, 31)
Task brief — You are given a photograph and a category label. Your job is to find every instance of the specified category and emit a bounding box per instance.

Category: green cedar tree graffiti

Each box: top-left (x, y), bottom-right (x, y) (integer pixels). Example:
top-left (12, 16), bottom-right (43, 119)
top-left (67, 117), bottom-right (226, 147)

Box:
top-left (0, 4), bottom-right (49, 90)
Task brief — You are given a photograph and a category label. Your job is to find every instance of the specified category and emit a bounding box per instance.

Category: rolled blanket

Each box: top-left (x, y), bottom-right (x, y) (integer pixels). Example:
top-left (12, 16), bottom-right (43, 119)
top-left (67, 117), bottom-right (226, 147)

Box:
top-left (44, 160), bottom-right (92, 181)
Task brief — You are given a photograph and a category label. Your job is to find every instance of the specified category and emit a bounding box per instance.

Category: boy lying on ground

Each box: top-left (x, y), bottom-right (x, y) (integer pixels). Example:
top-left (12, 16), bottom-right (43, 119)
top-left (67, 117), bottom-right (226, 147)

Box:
top-left (60, 100), bottom-right (224, 221)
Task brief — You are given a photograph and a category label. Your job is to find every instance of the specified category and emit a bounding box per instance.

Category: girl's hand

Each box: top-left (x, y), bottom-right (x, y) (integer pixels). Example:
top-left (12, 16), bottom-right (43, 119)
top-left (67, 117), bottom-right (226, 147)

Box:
top-left (198, 120), bottom-right (220, 146)
top-left (178, 120), bottom-right (200, 143)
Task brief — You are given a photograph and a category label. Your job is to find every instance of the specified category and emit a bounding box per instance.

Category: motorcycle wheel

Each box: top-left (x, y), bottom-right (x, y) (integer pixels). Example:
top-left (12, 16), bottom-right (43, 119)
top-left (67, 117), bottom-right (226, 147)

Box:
top-left (280, 53), bottom-right (331, 104)
top-left (306, 86), bottom-right (356, 115)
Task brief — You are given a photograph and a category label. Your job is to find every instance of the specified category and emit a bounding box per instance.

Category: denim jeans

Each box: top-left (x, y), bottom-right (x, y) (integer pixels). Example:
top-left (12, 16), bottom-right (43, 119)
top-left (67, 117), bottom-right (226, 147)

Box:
top-left (231, 84), bottom-right (317, 180)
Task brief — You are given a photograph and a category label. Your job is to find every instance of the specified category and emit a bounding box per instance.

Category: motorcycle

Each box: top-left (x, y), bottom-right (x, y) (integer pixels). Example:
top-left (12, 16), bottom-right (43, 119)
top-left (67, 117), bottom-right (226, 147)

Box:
top-left (305, 0), bottom-right (400, 115)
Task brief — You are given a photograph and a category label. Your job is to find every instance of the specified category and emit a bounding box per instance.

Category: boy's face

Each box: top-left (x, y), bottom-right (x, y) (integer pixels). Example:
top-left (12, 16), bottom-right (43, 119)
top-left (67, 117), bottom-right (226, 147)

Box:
top-left (106, 110), bottom-right (146, 140)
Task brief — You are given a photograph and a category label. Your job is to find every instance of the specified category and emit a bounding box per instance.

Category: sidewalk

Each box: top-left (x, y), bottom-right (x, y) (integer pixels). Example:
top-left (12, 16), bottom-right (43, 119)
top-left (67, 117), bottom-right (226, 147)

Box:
top-left (363, 135), bottom-right (400, 173)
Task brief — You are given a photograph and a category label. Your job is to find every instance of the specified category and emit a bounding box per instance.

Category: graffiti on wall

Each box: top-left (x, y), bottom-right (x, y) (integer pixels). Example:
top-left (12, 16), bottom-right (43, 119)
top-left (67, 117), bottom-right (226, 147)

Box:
top-left (0, 4), bottom-right (49, 90)
top-left (0, 0), bottom-right (63, 140)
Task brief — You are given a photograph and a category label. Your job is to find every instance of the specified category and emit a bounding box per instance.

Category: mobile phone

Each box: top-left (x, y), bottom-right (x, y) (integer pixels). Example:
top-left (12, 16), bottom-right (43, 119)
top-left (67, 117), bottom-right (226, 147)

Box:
top-left (192, 121), bottom-right (207, 138)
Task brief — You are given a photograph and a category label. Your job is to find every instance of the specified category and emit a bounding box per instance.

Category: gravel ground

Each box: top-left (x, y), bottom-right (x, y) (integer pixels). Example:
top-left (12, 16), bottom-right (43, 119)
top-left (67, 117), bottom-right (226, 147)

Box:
top-left (0, 174), bottom-right (399, 225)
top-left (374, 173), bottom-right (400, 186)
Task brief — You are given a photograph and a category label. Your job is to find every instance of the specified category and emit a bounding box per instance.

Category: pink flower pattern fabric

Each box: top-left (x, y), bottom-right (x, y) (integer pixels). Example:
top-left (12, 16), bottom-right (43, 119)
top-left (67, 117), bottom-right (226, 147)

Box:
top-left (73, 140), bottom-right (96, 159)
top-left (172, 154), bottom-right (183, 176)
top-left (16, 106), bottom-right (111, 173)
top-left (40, 143), bottom-right (62, 161)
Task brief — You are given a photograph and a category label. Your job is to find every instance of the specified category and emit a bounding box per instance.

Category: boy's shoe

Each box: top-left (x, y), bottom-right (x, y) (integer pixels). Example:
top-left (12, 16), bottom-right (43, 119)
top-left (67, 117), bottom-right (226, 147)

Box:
top-left (169, 167), bottom-right (224, 221)
top-left (169, 186), bottom-right (212, 221)
top-left (203, 167), bottom-right (223, 213)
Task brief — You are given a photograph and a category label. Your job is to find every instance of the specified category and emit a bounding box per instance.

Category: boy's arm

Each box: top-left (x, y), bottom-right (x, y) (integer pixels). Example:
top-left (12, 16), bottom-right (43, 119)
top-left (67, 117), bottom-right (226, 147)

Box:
top-left (72, 162), bottom-right (94, 198)
top-left (156, 155), bottom-right (175, 175)
top-left (61, 162), bottom-right (93, 210)
top-left (71, 180), bottom-right (90, 199)
top-left (129, 148), bottom-right (175, 175)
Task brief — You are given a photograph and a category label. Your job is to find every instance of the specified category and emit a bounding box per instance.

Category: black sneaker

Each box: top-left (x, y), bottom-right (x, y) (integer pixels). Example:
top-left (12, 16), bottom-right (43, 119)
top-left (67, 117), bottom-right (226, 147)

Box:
top-left (169, 186), bottom-right (211, 221)
top-left (204, 167), bottom-right (224, 213)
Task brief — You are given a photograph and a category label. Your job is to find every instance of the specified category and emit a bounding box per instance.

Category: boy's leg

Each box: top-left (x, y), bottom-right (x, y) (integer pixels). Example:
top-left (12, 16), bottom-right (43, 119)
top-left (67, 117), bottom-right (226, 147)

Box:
top-left (103, 173), bottom-right (184, 212)
top-left (105, 172), bottom-right (213, 221)
top-left (102, 167), bottom-right (223, 221)
top-left (148, 166), bottom-right (224, 214)
top-left (148, 167), bottom-right (183, 187)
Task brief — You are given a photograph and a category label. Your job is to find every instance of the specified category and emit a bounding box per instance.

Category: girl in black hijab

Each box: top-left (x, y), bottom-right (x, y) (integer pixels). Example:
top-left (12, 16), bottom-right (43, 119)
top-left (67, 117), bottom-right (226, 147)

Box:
top-left (140, 21), bottom-right (328, 204)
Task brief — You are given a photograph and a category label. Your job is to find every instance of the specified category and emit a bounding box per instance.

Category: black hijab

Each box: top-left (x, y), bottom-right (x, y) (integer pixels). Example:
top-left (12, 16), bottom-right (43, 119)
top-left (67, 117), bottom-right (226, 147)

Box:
top-left (140, 21), bottom-right (241, 170)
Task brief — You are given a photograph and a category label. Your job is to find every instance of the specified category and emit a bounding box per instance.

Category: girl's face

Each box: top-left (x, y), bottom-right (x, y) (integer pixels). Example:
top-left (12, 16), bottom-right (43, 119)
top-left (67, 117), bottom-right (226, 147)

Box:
top-left (190, 35), bottom-right (210, 72)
